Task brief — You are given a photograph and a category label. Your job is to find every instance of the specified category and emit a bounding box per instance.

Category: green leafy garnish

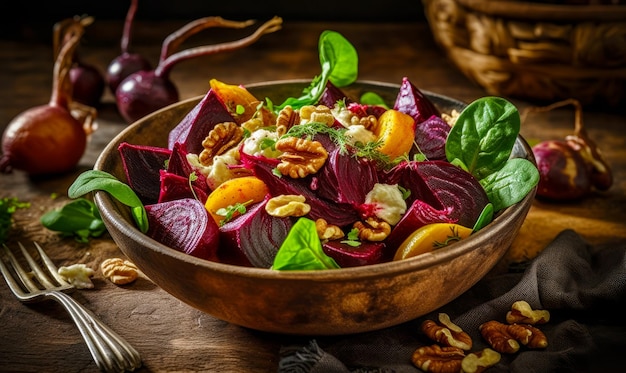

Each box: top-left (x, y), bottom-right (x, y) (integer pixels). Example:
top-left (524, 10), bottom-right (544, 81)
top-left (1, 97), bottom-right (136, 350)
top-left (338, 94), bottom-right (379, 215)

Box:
top-left (340, 227), bottom-right (361, 247)
top-left (188, 171), bottom-right (199, 201)
top-left (40, 198), bottom-right (106, 243)
top-left (446, 97), bottom-right (539, 211)
top-left (274, 30), bottom-right (358, 111)
top-left (0, 197), bottom-right (30, 244)
top-left (360, 92), bottom-right (389, 109)
top-left (472, 203), bottom-right (494, 232)
top-left (272, 218), bottom-right (340, 270)
top-left (216, 200), bottom-right (253, 226)
top-left (68, 170), bottom-right (149, 233)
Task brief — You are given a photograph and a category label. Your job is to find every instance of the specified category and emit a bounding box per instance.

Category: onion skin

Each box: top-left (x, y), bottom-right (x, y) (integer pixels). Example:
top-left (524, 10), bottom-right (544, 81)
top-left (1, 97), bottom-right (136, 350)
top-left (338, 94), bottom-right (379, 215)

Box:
top-left (0, 105), bottom-right (87, 175)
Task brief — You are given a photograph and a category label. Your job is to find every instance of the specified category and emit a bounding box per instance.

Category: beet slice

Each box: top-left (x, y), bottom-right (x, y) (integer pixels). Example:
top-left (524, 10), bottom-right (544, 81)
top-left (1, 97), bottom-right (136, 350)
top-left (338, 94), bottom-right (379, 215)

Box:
top-left (317, 80), bottom-right (354, 108)
top-left (118, 142), bottom-right (171, 204)
top-left (157, 170), bottom-right (208, 204)
top-left (145, 198), bottom-right (220, 261)
top-left (411, 115), bottom-right (451, 161)
top-left (167, 89), bottom-right (235, 154)
top-left (322, 240), bottom-right (387, 267)
top-left (166, 142), bottom-right (210, 192)
top-left (393, 77), bottom-right (440, 124)
top-left (219, 197), bottom-right (293, 268)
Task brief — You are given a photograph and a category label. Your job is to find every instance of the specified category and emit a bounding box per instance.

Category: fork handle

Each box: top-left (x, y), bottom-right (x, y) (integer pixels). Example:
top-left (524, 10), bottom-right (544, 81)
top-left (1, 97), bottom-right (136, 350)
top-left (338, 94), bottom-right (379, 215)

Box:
top-left (47, 291), bottom-right (142, 372)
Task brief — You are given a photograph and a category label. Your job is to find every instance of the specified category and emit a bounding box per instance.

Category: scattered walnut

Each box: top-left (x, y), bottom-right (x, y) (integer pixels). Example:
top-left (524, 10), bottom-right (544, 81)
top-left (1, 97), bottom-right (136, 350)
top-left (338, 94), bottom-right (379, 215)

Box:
top-left (353, 217), bottom-right (391, 242)
top-left (265, 194), bottom-right (311, 217)
top-left (198, 122), bottom-right (244, 166)
top-left (479, 320), bottom-right (548, 353)
top-left (441, 110), bottom-right (459, 126)
top-left (275, 106), bottom-right (300, 137)
top-left (422, 313), bottom-right (473, 351)
top-left (100, 258), bottom-right (139, 285)
top-left (315, 218), bottom-right (344, 240)
top-left (351, 114), bottom-right (377, 131)
top-left (276, 137), bottom-right (328, 178)
top-left (506, 300), bottom-right (550, 325)
top-left (461, 348), bottom-right (501, 373)
top-left (58, 264), bottom-right (95, 289)
top-left (299, 105), bottom-right (335, 126)
top-left (411, 344), bottom-right (465, 373)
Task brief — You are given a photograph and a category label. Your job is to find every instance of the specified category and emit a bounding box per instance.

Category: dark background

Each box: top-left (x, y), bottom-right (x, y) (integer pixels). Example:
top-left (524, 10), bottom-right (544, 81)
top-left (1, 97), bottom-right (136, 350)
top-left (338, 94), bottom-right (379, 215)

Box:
top-left (5, 1), bottom-right (426, 41)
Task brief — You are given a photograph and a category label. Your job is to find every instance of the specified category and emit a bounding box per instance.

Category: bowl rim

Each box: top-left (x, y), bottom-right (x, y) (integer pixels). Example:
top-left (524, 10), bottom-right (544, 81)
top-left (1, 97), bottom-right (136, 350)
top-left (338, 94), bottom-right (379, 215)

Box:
top-left (94, 79), bottom-right (536, 282)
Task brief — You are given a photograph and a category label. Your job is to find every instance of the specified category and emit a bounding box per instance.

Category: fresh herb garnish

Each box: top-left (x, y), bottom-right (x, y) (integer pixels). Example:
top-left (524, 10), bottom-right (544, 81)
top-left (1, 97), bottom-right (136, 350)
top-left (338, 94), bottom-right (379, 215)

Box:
top-left (68, 170), bottom-right (149, 233)
top-left (340, 227), bottom-right (361, 247)
top-left (216, 200), bottom-right (253, 226)
top-left (272, 218), bottom-right (341, 270)
top-left (274, 30), bottom-right (358, 111)
top-left (0, 197), bottom-right (30, 244)
top-left (40, 198), bottom-right (106, 243)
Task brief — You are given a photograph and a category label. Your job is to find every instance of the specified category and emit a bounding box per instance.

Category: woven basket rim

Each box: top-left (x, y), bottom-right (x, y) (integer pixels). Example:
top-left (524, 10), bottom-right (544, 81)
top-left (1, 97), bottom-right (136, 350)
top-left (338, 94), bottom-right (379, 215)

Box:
top-left (456, 0), bottom-right (626, 21)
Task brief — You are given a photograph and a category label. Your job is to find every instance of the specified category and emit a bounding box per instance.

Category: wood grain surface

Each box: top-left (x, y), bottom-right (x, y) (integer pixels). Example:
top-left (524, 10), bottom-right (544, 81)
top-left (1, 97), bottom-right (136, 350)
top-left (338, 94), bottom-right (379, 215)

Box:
top-left (1, 20), bottom-right (625, 372)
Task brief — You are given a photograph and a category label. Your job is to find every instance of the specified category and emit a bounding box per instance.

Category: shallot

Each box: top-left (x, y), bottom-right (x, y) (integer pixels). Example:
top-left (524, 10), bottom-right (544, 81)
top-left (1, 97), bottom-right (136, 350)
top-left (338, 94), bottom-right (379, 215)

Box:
top-left (0, 20), bottom-right (97, 176)
top-left (106, 0), bottom-right (152, 94)
top-left (115, 16), bottom-right (283, 124)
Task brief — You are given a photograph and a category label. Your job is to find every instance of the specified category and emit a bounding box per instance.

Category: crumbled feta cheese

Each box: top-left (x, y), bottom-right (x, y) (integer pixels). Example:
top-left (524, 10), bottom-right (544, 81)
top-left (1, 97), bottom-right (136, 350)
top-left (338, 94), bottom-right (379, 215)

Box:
top-left (365, 183), bottom-right (407, 225)
top-left (58, 264), bottom-right (95, 289)
top-left (242, 129), bottom-right (281, 158)
top-left (344, 124), bottom-right (376, 146)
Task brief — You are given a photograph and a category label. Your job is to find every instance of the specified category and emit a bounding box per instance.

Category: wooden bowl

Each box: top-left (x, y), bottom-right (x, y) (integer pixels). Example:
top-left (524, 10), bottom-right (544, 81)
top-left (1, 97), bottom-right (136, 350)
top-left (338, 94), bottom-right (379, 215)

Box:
top-left (422, 0), bottom-right (626, 107)
top-left (94, 80), bottom-right (536, 335)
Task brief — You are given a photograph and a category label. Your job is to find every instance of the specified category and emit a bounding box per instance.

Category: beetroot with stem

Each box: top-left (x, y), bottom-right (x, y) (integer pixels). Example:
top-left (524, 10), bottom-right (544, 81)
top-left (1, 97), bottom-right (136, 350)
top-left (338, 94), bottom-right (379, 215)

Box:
top-left (0, 20), bottom-right (97, 176)
top-left (115, 16), bottom-right (283, 124)
top-left (53, 15), bottom-right (105, 108)
top-left (106, 0), bottom-right (152, 94)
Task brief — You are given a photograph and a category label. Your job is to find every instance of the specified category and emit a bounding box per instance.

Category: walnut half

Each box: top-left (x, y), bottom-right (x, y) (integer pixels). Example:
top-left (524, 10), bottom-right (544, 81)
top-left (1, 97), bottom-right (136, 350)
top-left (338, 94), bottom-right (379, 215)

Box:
top-left (506, 300), bottom-right (550, 325)
top-left (422, 313), bottom-right (473, 351)
top-left (101, 258), bottom-right (139, 285)
top-left (411, 344), bottom-right (465, 373)
top-left (276, 137), bottom-right (328, 178)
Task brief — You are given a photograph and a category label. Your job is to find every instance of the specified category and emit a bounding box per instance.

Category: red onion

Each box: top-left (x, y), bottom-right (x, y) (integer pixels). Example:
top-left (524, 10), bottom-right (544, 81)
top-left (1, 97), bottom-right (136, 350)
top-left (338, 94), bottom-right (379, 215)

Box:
top-left (106, 0), bottom-right (152, 94)
top-left (0, 20), bottom-right (97, 176)
top-left (115, 16), bottom-right (283, 124)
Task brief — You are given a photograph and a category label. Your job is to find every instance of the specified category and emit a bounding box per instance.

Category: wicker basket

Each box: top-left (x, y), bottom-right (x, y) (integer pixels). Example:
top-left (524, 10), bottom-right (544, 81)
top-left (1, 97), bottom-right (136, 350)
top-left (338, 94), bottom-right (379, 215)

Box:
top-left (422, 0), bottom-right (626, 106)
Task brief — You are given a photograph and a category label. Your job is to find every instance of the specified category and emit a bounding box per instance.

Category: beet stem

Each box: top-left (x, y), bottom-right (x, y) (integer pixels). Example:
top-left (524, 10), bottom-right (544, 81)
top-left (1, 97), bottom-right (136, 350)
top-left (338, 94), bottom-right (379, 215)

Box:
top-left (121, 0), bottom-right (139, 53)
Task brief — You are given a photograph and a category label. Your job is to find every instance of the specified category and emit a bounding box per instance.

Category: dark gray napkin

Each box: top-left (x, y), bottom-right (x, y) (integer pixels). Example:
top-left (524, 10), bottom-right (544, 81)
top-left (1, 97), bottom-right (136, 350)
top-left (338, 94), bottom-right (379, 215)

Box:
top-left (278, 229), bottom-right (626, 373)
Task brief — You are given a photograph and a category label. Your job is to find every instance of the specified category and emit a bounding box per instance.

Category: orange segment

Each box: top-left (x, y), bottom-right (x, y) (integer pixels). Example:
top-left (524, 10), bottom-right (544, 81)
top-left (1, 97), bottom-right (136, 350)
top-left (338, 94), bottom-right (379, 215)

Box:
top-left (209, 79), bottom-right (274, 125)
top-left (393, 223), bottom-right (473, 261)
top-left (204, 176), bottom-right (269, 225)
top-left (372, 109), bottom-right (415, 159)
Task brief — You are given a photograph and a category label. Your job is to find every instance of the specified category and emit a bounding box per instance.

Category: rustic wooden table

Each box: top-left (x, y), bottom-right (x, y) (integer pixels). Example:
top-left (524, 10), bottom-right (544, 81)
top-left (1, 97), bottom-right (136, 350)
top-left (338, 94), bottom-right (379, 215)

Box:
top-left (1, 19), bottom-right (625, 372)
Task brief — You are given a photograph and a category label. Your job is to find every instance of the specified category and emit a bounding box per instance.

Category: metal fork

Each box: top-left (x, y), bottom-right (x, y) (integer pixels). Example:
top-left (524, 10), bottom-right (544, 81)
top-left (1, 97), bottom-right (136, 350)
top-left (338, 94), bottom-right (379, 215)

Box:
top-left (0, 242), bottom-right (142, 372)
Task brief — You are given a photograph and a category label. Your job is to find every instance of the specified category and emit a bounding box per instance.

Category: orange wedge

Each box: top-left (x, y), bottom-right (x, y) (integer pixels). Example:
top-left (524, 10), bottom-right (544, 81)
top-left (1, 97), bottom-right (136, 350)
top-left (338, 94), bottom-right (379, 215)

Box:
top-left (204, 175), bottom-right (269, 225)
top-left (393, 223), bottom-right (473, 260)
top-left (372, 109), bottom-right (415, 159)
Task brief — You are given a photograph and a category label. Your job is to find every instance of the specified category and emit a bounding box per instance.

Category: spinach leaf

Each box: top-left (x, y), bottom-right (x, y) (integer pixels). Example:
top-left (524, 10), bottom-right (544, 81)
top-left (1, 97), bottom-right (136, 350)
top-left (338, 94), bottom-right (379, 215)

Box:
top-left (68, 170), bottom-right (149, 233)
top-left (272, 218), bottom-right (340, 270)
top-left (472, 203), bottom-right (494, 232)
top-left (360, 92), bottom-right (389, 109)
top-left (479, 158), bottom-right (539, 211)
top-left (274, 31), bottom-right (358, 111)
top-left (446, 97), bottom-right (520, 180)
top-left (40, 198), bottom-right (106, 243)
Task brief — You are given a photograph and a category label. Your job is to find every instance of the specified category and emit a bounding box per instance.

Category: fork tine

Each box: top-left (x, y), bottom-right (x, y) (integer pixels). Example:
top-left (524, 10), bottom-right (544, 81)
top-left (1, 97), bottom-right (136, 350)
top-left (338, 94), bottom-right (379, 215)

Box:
top-left (0, 244), bottom-right (29, 298)
top-left (32, 241), bottom-right (72, 288)
top-left (17, 242), bottom-right (60, 290)
top-left (4, 243), bottom-right (42, 295)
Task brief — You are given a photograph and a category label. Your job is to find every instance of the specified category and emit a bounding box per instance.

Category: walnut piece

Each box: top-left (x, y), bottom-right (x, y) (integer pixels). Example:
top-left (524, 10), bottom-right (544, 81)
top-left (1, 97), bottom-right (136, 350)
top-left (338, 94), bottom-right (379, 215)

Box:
top-left (479, 320), bottom-right (548, 353)
top-left (265, 194), bottom-right (311, 217)
top-left (411, 344), bottom-right (464, 373)
top-left (199, 122), bottom-right (244, 166)
top-left (275, 106), bottom-right (300, 137)
top-left (101, 258), bottom-right (139, 285)
top-left (461, 348), bottom-right (501, 373)
top-left (299, 105), bottom-right (335, 126)
top-left (353, 217), bottom-right (391, 242)
top-left (276, 137), bottom-right (328, 178)
top-left (422, 313), bottom-right (473, 351)
top-left (315, 218), bottom-right (345, 240)
top-left (506, 300), bottom-right (550, 325)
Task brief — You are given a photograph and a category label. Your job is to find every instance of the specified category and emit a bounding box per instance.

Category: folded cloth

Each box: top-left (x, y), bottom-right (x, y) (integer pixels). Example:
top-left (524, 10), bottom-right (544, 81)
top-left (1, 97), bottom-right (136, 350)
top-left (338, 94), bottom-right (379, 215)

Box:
top-left (278, 229), bottom-right (626, 373)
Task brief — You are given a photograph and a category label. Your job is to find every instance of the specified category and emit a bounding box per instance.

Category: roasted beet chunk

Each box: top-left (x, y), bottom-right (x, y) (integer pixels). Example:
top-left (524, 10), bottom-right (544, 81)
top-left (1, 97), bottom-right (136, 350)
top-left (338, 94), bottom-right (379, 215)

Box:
top-left (118, 142), bottom-right (171, 204)
top-left (394, 77), bottom-right (440, 124)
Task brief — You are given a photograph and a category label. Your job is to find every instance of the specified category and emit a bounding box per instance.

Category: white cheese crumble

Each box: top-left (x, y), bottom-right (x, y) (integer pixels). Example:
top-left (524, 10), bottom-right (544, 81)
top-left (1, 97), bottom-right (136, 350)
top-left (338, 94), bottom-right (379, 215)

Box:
top-left (365, 183), bottom-right (407, 225)
top-left (58, 264), bottom-right (95, 289)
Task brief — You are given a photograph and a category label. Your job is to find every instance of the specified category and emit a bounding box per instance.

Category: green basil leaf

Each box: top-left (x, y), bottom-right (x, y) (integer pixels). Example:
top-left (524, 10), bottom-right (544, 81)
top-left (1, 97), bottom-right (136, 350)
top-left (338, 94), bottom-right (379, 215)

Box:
top-left (319, 30), bottom-right (358, 87)
top-left (272, 218), bottom-right (340, 271)
top-left (40, 198), bottom-right (106, 242)
top-left (68, 170), bottom-right (149, 233)
top-left (479, 158), bottom-right (539, 211)
top-left (446, 97), bottom-right (520, 180)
